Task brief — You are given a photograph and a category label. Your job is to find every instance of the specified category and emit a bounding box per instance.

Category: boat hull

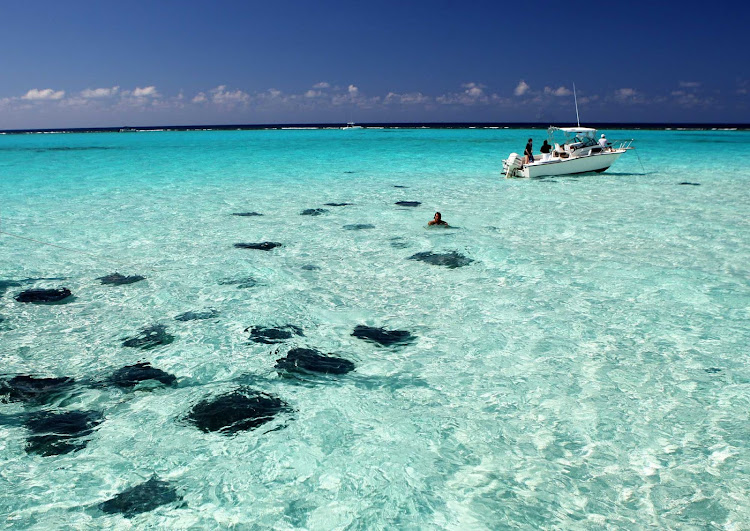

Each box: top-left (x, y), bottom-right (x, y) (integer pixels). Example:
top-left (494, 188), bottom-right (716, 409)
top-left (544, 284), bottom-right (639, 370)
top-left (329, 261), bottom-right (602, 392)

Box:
top-left (518, 150), bottom-right (625, 178)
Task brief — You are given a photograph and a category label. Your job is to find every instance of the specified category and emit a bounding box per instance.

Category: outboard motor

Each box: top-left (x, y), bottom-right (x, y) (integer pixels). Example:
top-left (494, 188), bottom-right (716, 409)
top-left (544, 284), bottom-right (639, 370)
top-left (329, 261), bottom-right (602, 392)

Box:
top-left (503, 152), bottom-right (523, 179)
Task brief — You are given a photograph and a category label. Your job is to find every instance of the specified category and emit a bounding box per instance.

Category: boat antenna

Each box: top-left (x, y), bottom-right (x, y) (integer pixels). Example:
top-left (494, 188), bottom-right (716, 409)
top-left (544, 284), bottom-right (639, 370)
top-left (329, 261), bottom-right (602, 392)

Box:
top-left (573, 83), bottom-right (580, 127)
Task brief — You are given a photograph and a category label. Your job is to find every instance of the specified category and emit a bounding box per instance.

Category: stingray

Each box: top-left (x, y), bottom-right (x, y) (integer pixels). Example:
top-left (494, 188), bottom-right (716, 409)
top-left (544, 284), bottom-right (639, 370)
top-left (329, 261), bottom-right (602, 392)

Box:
top-left (15, 288), bottom-right (73, 303)
top-left (218, 276), bottom-right (259, 289)
top-left (122, 325), bottom-right (175, 350)
top-left (0, 375), bottom-right (77, 404)
top-left (174, 309), bottom-right (219, 321)
top-left (351, 325), bottom-right (416, 347)
top-left (24, 410), bottom-right (103, 456)
top-left (300, 208), bottom-right (329, 216)
top-left (185, 388), bottom-right (289, 434)
top-left (408, 251), bottom-right (473, 269)
top-left (275, 347), bottom-right (355, 376)
top-left (98, 477), bottom-right (181, 517)
top-left (97, 273), bottom-right (145, 286)
top-left (343, 224), bottom-right (375, 230)
top-left (246, 325), bottom-right (304, 344)
top-left (109, 363), bottom-right (177, 389)
top-left (233, 242), bottom-right (282, 251)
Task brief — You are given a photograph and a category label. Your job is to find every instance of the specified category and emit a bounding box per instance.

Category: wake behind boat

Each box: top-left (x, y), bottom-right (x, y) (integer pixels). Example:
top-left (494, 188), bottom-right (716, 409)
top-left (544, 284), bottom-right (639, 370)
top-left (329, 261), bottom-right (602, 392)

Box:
top-left (502, 126), bottom-right (633, 178)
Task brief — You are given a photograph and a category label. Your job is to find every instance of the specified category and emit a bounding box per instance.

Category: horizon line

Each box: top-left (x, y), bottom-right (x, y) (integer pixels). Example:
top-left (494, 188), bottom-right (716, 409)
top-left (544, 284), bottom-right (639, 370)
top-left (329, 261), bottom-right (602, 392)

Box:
top-left (2, 120), bottom-right (749, 135)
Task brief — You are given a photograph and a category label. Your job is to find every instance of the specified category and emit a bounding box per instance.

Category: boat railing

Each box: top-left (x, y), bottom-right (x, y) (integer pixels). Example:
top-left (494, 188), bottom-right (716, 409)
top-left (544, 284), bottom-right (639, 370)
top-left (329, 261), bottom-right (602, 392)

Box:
top-left (610, 139), bottom-right (634, 150)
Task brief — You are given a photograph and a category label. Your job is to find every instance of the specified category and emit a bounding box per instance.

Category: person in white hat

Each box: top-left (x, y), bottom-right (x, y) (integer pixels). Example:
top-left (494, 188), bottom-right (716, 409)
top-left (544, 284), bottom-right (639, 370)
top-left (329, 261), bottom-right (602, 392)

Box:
top-left (598, 133), bottom-right (608, 149)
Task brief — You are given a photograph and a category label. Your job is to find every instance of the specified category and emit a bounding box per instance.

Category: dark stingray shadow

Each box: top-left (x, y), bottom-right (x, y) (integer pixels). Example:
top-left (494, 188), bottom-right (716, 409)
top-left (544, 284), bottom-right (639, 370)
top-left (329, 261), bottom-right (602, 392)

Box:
top-left (1, 278), bottom-right (68, 299)
top-left (425, 225), bottom-right (461, 231)
top-left (597, 171), bottom-right (652, 177)
top-left (529, 170), bottom-right (646, 181)
top-left (14, 289), bottom-right (75, 304)
top-left (0, 375), bottom-right (80, 406)
top-left (180, 387), bottom-right (293, 436)
top-left (0, 366), bottom-right (180, 407)
top-left (96, 476), bottom-right (183, 517)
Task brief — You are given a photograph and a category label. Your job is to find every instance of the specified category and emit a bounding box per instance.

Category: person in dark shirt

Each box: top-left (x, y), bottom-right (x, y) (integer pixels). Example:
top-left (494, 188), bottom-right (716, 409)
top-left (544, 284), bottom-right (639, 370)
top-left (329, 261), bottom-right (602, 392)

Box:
top-left (524, 138), bottom-right (534, 164)
top-left (539, 139), bottom-right (552, 161)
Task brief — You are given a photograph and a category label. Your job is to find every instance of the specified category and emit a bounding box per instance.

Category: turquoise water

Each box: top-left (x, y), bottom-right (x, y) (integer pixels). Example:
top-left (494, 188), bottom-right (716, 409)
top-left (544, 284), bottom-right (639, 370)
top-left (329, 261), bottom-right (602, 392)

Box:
top-left (0, 128), bottom-right (748, 528)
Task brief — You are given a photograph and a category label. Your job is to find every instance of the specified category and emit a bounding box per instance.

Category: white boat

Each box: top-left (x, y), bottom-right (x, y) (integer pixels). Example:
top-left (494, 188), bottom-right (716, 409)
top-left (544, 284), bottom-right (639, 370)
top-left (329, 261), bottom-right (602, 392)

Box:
top-left (342, 121), bottom-right (363, 130)
top-left (502, 126), bottom-right (634, 178)
top-left (502, 84), bottom-right (633, 178)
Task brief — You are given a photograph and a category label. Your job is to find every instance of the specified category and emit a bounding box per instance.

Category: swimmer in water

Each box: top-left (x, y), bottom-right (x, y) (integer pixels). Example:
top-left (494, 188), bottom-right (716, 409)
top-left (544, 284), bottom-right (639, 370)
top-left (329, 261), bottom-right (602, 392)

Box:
top-left (428, 212), bottom-right (448, 226)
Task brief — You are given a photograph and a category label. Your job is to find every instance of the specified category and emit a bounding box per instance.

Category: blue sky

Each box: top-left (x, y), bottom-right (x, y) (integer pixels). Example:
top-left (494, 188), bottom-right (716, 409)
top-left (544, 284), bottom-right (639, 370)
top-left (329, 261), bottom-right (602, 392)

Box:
top-left (1, 0), bottom-right (748, 128)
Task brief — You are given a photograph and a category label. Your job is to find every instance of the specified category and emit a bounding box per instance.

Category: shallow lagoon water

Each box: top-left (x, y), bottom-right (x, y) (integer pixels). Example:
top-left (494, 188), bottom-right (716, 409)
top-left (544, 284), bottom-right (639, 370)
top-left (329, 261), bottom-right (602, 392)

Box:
top-left (1, 128), bottom-right (748, 528)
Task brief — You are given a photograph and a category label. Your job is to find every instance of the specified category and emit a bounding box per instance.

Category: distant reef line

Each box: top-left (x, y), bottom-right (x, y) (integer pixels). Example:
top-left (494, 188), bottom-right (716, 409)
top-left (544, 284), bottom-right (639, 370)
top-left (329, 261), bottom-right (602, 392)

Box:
top-left (1, 122), bottom-right (748, 134)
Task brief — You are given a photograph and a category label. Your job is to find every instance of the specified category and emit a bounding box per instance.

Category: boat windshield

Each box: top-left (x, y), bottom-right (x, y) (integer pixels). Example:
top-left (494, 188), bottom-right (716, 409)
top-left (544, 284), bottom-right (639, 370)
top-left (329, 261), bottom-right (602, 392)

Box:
top-left (572, 133), bottom-right (598, 147)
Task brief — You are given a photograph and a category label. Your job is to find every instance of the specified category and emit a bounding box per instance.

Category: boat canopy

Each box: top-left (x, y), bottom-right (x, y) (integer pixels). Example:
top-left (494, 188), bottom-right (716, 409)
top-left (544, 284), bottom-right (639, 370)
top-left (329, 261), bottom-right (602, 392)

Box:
top-left (548, 126), bottom-right (599, 145)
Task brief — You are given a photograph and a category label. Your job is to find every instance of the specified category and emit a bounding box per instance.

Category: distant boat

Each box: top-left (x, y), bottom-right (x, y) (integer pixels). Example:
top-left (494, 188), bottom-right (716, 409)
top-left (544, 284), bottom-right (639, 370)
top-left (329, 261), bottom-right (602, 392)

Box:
top-left (341, 121), bottom-right (363, 130)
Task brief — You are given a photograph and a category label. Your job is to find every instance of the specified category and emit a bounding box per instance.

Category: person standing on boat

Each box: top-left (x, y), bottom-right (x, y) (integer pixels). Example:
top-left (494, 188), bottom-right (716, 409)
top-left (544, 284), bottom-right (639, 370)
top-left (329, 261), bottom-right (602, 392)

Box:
top-left (540, 140), bottom-right (552, 161)
top-left (524, 139), bottom-right (534, 164)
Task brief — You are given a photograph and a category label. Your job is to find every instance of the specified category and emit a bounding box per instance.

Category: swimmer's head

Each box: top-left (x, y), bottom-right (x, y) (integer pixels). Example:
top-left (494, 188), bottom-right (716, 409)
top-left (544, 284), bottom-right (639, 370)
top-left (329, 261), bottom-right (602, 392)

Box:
top-left (434, 212), bottom-right (441, 221)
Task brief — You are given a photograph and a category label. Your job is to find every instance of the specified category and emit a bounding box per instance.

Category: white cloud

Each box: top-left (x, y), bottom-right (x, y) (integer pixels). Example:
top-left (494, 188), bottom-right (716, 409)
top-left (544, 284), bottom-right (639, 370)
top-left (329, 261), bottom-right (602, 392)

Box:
top-left (384, 91), bottom-right (430, 105)
top-left (514, 80), bottom-right (530, 96)
top-left (312, 82), bottom-right (330, 89)
top-left (612, 87), bottom-right (647, 105)
top-left (679, 81), bottom-right (701, 88)
top-left (210, 85), bottom-right (250, 105)
top-left (671, 91), bottom-right (713, 107)
top-left (22, 88), bottom-right (65, 100)
top-left (304, 89), bottom-right (323, 98)
top-left (80, 86), bottom-right (119, 98)
top-left (436, 82), bottom-right (494, 105)
top-left (614, 88), bottom-right (637, 99)
top-left (544, 86), bottom-right (572, 97)
top-left (133, 86), bottom-right (158, 97)
top-left (59, 97), bottom-right (89, 107)
top-left (252, 88), bottom-right (297, 107)
top-left (578, 95), bottom-right (599, 104)
top-left (192, 92), bottom-right (207, 103)
top-left (462, 82), bottom-right (485, 99)
top-left (333, 85), bottom-right (360, 105)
